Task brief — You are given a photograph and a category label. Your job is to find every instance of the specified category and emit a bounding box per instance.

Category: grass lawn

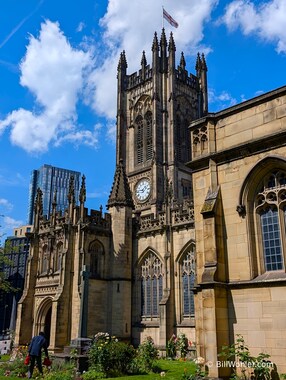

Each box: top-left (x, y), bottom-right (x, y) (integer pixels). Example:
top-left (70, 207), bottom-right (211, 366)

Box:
top-left (0, 355), bottom-right (10, 362)
top-left (104, 359), bottom-right (196, 380)
top-left (0, 358), bottom-right (196, 379)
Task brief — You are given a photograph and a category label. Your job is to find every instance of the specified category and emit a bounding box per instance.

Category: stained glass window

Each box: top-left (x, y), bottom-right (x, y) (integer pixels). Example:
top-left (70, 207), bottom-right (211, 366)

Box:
top-left (136, 116), bottom-right (144, 164)
top-left (89, 240), bottom-right (104, 278)
top-left (255, 171), bottom-right (286, 271)
top-left (141, 253), bottom-right (163, 318)
top-left (181, 247), bottom-right (195, 317)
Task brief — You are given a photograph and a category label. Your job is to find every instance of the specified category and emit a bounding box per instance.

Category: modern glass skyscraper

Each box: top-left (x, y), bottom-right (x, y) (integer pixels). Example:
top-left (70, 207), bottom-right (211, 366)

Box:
top-left (0, 225), bottom-right (32, 339)
top-left (27, 164), bottom-right (81, 224)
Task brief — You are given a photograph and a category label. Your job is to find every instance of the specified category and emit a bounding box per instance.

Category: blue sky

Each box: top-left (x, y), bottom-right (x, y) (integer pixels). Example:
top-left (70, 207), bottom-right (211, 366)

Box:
top-left (0, 0), bottom-right (286, 241)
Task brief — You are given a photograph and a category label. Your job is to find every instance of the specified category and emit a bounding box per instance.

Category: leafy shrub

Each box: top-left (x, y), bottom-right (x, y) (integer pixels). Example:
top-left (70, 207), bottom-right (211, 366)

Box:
top-left (45, 370), bottom-right (74, 380)
top-left (0, 358), bottom-right (28, 377)
top-left (82, 369), bottom-right (107, 379)
top-left (177, 333), bottom-right (189, 359)
top-left (88, 332), bottom-right (136, 376)
top-left (134, 336), bottom-right (159, 373)
top-left (218, 334), bottom-right (274, 380)
top-left (166, 334), bottom-right (177, 359)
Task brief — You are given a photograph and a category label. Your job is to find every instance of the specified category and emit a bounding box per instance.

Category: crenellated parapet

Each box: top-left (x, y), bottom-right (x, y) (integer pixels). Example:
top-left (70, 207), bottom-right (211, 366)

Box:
top-left (136, 198), bottom-right (194, 235)
top-left (127, 66), bottom-right (153, 89)
top-left (37, 206), bottom-right (111, 235)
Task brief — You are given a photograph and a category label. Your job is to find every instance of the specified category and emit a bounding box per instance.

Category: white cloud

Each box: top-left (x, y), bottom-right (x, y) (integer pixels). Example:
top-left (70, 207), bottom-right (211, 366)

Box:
top-left (221, 0), bottom-right (286, 53)
top-left (77, 22), bottom-right (85, 33)
top-left (86, 0), bottom-right (218, 121)
top-left (208, 88), bottom-right (237, 111)
top-left (54, 123), bottom-right (101, 148)
top-left (1, 2), bottom-right (220, 150)
top-left (0, 216), bottom-right (23, 241)
top-left (0, 20), bottom-right (97, 153)
top-left (0, 199), bottom-right (13, 212)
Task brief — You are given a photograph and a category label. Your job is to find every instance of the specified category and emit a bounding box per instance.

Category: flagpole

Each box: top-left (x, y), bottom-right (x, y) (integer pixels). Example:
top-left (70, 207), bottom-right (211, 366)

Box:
top-left (162, 5), bottom-right (164, 28)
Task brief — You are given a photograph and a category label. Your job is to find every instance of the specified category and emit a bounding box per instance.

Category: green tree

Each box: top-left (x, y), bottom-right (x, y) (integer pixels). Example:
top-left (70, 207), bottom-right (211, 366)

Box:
top-left (0, 238), bottom-right (17, 293)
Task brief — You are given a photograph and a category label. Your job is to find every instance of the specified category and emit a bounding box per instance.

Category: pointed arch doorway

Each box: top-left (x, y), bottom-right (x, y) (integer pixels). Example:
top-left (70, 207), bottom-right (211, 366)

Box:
top-left (36, 299), bottom-right (52, 346)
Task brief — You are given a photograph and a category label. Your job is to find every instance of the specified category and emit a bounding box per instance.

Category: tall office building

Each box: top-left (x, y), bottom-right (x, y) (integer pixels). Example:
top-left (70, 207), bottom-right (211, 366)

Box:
top-left (0, 225), bottom-right (32, 353)
top-left (27, 164), bottom-right (81, 224)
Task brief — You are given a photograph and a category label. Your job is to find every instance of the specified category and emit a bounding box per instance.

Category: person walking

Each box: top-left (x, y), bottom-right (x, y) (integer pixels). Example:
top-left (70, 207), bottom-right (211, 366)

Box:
top-left (27, 331), bottom-right (49, 378)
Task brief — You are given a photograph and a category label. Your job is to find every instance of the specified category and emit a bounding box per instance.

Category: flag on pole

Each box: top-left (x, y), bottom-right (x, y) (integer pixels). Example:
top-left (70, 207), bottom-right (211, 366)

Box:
top-left (163, 7), bottom-right (179, 28)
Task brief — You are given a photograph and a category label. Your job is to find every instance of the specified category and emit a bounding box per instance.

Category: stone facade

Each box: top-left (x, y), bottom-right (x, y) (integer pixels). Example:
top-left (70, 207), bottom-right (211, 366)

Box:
top-left (15, 30), bottom-right (201, 355)
top-left (190, 87), bottom-right (286, 375)
top-left (14, 30), bottom-right (286, 377)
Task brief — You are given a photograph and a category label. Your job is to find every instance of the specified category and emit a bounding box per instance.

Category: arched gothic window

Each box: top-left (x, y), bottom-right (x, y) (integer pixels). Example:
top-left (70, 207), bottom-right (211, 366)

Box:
top-left (176, 115), bottom-right (191, 163)
top-left (181, 246), bottom-right (195, 317)
top-left (255, 171), bottom-right (286, 271)
top-left (136, 116), bottom-right (144, 165)
top-left (55, 242), bottom-right (63, 272)
top-left (89, 240), bottom-right (104, 279)
top-left (41, 245), bottom-right (49, 274)
top-left (135, 112), bottom-right (153, 166)
top-left (146, 112), bottom-right (153, 161)
top-left (141, 253), bottom-right (163, 318)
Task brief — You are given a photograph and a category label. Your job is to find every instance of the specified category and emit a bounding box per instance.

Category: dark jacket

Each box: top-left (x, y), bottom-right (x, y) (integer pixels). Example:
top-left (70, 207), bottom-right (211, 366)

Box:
top-left (28, 335), bottom-right (48, 357)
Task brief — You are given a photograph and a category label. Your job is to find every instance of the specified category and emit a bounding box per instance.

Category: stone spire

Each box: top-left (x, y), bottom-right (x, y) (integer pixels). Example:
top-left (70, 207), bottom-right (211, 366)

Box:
top-left (79, 175), bottom-right (86, 220)
top-left (160, 28), bottom-right (167, 49)
top-left (201, 53), bottom-right (207, 71)
top-left (195, 53), bottom-right (202, 74)
top-left (152, 31), bottom-right (159, 74)
top-left (51, 190), bottom-right (57, 226)
top-left (152, 31), bottom-right (159, 52)
top-left (168, 32), bottom-right (176, 52)
top-left (180, 52), bottom-right (186, 70)
top-left (195, 52), bottom-right (208, 116)
top-left (79, 175), bottom-right (86, 204)
top-left (141, 50), bottom-right (147, 67)
top-left (67, 175), bottom-right (75, 205)
top-left (107, 160), bottom-right (134, 209)
top-left (141, 50), bottom-right (147, 80)
top-left (33, 188), bottom-right (43, 230)
top-left (34, 188), bottom-right (43, 215)
top-left (118, 50), bottom-right (127, 72)
top-left (52, 190), bottom-right (57, 210)
top-left (160, 28), bottom-right (168, 73)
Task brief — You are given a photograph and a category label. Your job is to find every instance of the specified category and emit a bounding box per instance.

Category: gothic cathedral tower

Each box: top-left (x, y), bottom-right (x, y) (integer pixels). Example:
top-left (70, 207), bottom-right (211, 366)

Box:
top-left (116, 29), bottom-right (207, 214)
top-left (114, 30), bottom-right (207, 347)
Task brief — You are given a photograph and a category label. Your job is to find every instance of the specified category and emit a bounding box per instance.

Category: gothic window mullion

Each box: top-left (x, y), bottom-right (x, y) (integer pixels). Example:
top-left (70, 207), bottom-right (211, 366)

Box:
top-left (256, 172), bottom-right (286, 272)
top-left (136, 116), bottom-right (144, 165)
top-left (146, 112), bottom-right (153, 162)
top-left (181, 248), bottom-right (195, 318)
top-left (140, 253), bottom-right (163, 319)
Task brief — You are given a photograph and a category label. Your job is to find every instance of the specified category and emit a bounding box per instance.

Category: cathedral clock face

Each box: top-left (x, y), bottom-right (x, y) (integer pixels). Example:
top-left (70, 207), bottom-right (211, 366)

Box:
top-left (135, 178), bottom-right (151, 202)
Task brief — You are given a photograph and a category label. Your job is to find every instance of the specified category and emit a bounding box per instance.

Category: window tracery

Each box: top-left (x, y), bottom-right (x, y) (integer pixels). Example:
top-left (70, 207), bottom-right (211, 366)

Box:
top-left (135, 111), bottom-right (153, 166)
top-left (140, 253), bottom-right (163, 318)
top-left (180, 246), bottom-right (195, 317)
top-left (89, 240), bottom-right (104, 278)
top-left (255, 171), bottom-right (286, 271)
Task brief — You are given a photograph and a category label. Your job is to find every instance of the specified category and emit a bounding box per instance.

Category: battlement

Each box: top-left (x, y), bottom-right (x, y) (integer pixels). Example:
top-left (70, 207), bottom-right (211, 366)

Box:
top-left (38, 206), bottom-right (111, 233)
top-left (136, 198), bottom-right (194, 235)
top-left (127, 66), bottom-right (152, 89)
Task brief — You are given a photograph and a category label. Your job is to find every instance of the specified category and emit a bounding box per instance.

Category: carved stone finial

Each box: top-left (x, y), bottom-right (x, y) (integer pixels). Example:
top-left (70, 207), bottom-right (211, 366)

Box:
top-left (201, 53), bottom-right (207, 71)
top-left (152, 31), bottom-right (159, 52)
top-left (141, 50), bottom-right (147, 67)
top-left (68, 176), bottom-right (75, 204)
top-left (79, 175), bottom-right (86, 204)
top-left (195, 52), bottom-right (202, 72)
top-left (180, 52), bottom-right (186, 70)
top-left (168, 32), bottom-right (176, 51)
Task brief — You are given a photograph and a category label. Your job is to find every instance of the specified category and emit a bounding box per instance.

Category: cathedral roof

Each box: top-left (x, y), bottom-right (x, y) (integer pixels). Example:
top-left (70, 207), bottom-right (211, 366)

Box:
top-left (107, 160), bottom-right (134, 209)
